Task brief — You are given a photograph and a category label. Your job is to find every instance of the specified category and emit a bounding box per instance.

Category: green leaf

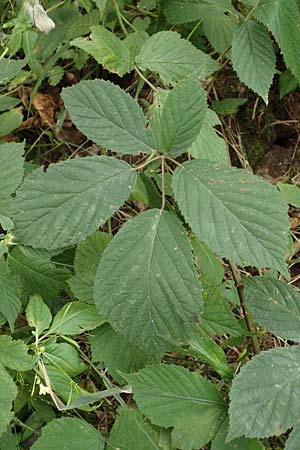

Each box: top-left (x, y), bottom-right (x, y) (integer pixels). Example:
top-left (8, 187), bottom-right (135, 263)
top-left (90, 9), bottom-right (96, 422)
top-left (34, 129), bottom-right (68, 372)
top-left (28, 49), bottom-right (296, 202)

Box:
top-left (228, 347), bottom-right (300, 439)
top-left (211, 98), bottom-right (248, 115)
top-left (279, 70), bottom-right (298, 98)
top-left (244, 276), bottom-right (300, 341)
top-left (231, 20), bottom-right (276, 103)
top-left (43, 342), bottom-right (86, 377)
top-left (278, 182), bottom-right (300, 207)
top-left (185, 328), bottom-right (233, 380)
top-left (0, 335), bottom-right (32, 371)
top-left (125, 365), bottom-right (226, 450)
top-left (163, 0), bottom-right (235, 25)
top-left (0, 58), bottom-right (26, 83)
top-left (123, 31), bottom-right (149, 60)
top-left (0, 364), bottom-right (18, 438)
top-left (192, 237), bottom-right (225, 285)
top-left (172, 160), bottom-right (289, 275)
top-left (211, 417), bottom-right (265, 450)
top-left (254, 0), bottom-right (300, 82)
top-left (90, 323), bottom-right (158, 374)
top-left (0, 141), bottom-right (24, 217)
top-left (189, 109), bottom-right (228, 164)
top-left (62, 80), bottom-right (154, 155)
top-left (151, 79), bottom-right (207, 156)
top-left (71, 25), bottom-right (133, 76)
top-left (8, 246), bottom-right (70, 299)
top-left (31, 418), bottom-right (104, 450)
top-left (136, 31), bottom-right (219, 85)
top-left (48, 301), bottom-right (104, 335)
top-left (108, 408), bottom-right (161, 450)
top-left (0, 259), bottom-right (22, 331)
top-left (0, 109), bottom-right (23, 137)
top-left (94, 209), bottom-right (203, 357)
top-left (203, 13), bottom-right (238, 55)
top-left (14, 156), bottom-right (136, 250)
top-left (0, 95), bottom-right (20, 112)
top-left (201, 282), bottom-right (243, 336)
top-left (68, 232), bottom-right (111, 303)
top-left (285, 422), bottom-right (300, 450)
top-left (26, 295), bottom-right (52, 335)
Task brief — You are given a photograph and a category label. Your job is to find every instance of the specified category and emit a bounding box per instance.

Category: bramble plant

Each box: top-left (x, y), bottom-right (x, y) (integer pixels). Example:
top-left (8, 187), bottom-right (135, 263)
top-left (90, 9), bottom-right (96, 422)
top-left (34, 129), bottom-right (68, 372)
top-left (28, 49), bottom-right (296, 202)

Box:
top-left (2, 0), bottom-right (300, 449)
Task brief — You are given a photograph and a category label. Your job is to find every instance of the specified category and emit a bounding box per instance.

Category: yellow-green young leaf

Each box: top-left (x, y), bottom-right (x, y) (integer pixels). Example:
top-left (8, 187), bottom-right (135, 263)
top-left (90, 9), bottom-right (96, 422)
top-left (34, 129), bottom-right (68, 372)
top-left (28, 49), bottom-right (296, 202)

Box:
top-left (0, 335), bottom-right (32, 371)
top-left (0, 259), bottom-right (22, 331)
top-left (254, 0), bottom-right (300, 82)
top-left (43, 342), bottom-right (86, 377)
top-left (108, 408), bottom-right (161, 450)
top-left (0, 364), bottom-right (18, 438)
top-left (26, 295), bottom-right (52, 335)
top-left (228, 347), bottom-right (300, 439)
top-left (0, 109), bottom-right (23, 137)
top-left (151, 79), bottom-right (207, 157)
top-left (90, 323), bottom-right (158, 374)
top-left (211, 416), bottom-right (265, 450)
top-left (94, 209), bottom-right (203, 357)
top-left (0, 58), bottom-right (26, 83)
top-left (231, 20), bottom-right (276, 103)
top-left (62, 80), bottom-right (154, 155)
top-left (68, 232), bottom-right (111, 303)
top-left (125, 365), bottom-right (226, 450)
top-left (136, 31), bottom-right (219, 85)
top-left (31, 418), bottom-right (104, 450)
top-left (48, 302), bottom-right (104, 335)
top-left (189, 109), bottom-right (228, 164)
top-left (71, 25), bottom-right (133, 76)
top-left (172, 160), bottom-right (289, 275)
top-left (13, 156), bottom-right (136, 250)
top-left (163, 0), bottom-right (235, 24)
top-left (8, 247), bottom-right (70, 299)
top-left (244, 276), bottom-right (300, 341)
top-left (285, 422), bottom-right (300, 450)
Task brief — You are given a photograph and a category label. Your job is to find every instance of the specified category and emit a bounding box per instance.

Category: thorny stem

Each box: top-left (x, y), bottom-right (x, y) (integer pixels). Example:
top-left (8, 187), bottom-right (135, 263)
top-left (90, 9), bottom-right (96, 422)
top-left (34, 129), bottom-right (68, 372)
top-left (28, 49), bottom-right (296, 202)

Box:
top-left (229, 262), bottom-right (260, 355)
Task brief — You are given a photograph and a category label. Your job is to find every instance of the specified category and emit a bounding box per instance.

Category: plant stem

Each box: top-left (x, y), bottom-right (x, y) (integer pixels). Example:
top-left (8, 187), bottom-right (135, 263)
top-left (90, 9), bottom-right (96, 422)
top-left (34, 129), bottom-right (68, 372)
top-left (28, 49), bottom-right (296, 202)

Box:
top-left (229, 262), bottom-right (260, 355)
top-left (160, 155), bottom-right (166, 211)
top-left (187, 20), bottom-right (202, 41)
top-left (133, 154), bottom-right (161, 171)
top-left (135, 66), bottom-right (157, 92)
top-left (244, 0), bottom-right (261, 21)
top-left (112, 0), bottom-right (128, 36)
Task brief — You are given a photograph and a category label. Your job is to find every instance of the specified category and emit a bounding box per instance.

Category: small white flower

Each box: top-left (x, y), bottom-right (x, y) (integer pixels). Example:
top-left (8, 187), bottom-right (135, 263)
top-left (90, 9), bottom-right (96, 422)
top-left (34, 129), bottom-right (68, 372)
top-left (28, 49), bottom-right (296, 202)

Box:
top-left (23, 0), bottom-right (55, 34)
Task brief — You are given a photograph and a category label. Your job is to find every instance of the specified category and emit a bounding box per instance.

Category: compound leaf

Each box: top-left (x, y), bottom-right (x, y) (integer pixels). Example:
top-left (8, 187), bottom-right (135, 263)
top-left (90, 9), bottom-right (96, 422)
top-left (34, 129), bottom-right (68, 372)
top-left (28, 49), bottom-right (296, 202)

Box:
top-left (136, 31), bottom-right (219, 85)
top-left (229, 347), bottom-right (300, 439)
top-left (14, 156), bottom-right (136, 250)
top-left (62, 80), bottom-right (154, 155)
top-left (231, 20), bottom-right (276, 103)
top-left (94, 209), bottom-right (203, 357)
top-left (172, 160), bottom-right (289, 275)
top-left (125, 365), bottom-right (226, 450)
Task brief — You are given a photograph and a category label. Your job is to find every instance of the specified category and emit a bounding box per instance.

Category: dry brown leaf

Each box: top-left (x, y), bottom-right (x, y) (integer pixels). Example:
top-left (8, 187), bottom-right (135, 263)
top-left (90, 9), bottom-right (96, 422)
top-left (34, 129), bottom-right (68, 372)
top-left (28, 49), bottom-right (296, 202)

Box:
top-left (32, 92), bottom-right (55, 127)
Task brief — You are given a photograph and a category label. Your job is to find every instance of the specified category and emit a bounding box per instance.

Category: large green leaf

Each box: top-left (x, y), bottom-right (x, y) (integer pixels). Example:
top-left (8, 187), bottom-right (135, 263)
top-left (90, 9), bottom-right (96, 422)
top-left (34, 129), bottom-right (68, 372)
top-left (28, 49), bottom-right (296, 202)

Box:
top-left (172, 160), bottom-right (289, 275)
top-left (125, 365), bottom-right (226, 450)
top-left (43, 342), bottom-right (86, 377)
top-left (48, 301), bottom-right (104, 335)
top-left (13, 156), bottom-right (136, 250)
top-left (285, 422), bottom-right (300, 450)
top-left (151, 79), bottom-right (207, 156)
top-left (108, 408), bottom-right (161, 450)
top-left (0, 141), bottom-right (24, 216)
top-left (0, 364), bottom-right (17, 438)
top-left (203, 13), bottom-right (238, 55)
top-left (90, 323), bottom-right (157, 374)
top-left (72, 25), bottom-right (132, 76)
top-left (228, 347), bottom-right (300, 439)
top-left (136, 31), bottom-right (219, 85)
top-left (244, 276), bottom-right (300, 341)
top-left (26, 295), bottom-right (52, 336)
top-left (212, 417), bottom-right (265, 450)
top-left (189, 109), bottom-right (227, 164)
top-left (68, 232), bottom-right (111, 303)
top-left (62, 80), bottom-right (154, 155)
top-left (0, 259), bottom-right (21, 331)
top-left (94, 209), bottom-right (203, 357)
top-left (254, 0), bottom-right (300, 81)
top-left (163, 0), bottom-right (235, 24)
top-left (0, 335), bottom-right (32, 371)
top-left (231, 20), bottom-right (276, 103)
top-left (8, 246), bottom-right (70, 299)
top-left (31, 418), bottom-right (104, 450)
